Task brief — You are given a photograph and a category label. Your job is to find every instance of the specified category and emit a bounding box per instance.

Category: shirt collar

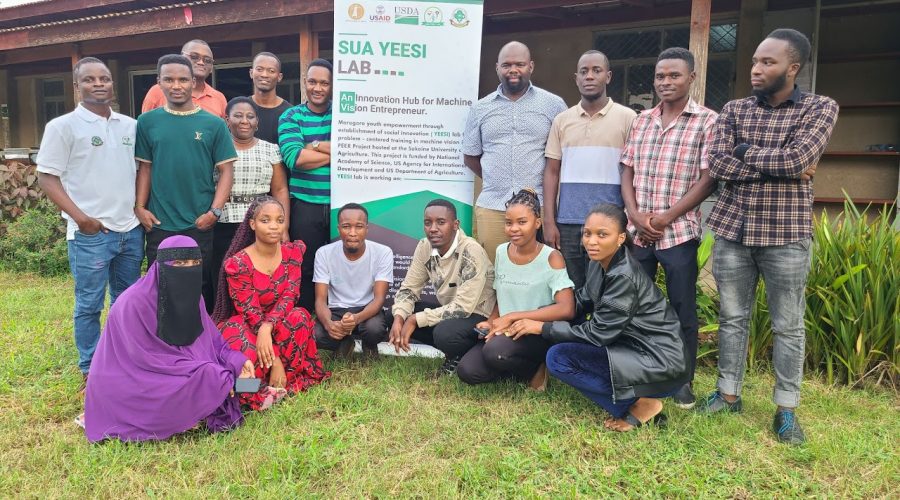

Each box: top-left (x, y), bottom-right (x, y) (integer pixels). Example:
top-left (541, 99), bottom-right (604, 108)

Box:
top-left (576, 96), bottom-right (616, 118)
top-left (75, 103), bottom-right (117, 123)
top-left (431, 230), bottom-right (462, 260)
top-left (494, 83), bottom-right (534, 101)
top-left (650, 97), bottom-right (702, 118)
top-left (755, 85), bottom-right (804, 107)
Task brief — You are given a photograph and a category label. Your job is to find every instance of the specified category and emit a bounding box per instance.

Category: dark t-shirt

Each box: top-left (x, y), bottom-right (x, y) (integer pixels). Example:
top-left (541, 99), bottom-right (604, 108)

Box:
top-left (252, 97), bottom-right (292, 145)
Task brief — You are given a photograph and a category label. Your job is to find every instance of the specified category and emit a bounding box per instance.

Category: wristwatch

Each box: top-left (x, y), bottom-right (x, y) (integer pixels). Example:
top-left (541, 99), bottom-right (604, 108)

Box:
top-left (210, 207), bottom-right (223, 218)
top-left (311, 140), bottom-right (321, 151)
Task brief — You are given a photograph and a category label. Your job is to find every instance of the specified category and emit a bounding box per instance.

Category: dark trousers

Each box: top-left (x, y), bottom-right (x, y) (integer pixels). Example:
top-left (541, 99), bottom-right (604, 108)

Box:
top-left (289, 198), bottom-right (330, 311)
top-left (631, 239), bottom-right (699, 380)
top-left (314, 307), bottom-right (389, 351)
top-left (210, 222), bottom-right (239, 300)
top-left (547, 343), bottom-right (674, 419)
top-left (407, 308), bottom-right (486, 360)
top-left (457, 334), bottom-right (550, 385)
top-left (558, 223), bottom-right (588, 290)
top-left (145, 226), bottom-right (215, 312)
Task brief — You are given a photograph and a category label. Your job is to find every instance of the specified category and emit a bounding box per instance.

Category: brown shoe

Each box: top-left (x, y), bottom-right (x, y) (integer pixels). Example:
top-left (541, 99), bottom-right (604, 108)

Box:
top-left (528, 363), bottom-right (548, 392)
top-left (336, 338), bottom-right (355, 358)
top-left (78, 372), bottom-right (88, 396)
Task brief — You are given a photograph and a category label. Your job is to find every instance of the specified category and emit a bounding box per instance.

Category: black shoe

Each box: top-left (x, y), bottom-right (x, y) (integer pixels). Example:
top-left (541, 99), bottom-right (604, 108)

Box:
top-left (695, 391), bottom-right (742, 414)
top-left (335, 338), bottom-right (355, 358)
top-left (672, 384), bottom-right (696, 410)
top-left (435, 355), bottom-right (461, 377)
top-left (773, 409), bottom-right (806, 445)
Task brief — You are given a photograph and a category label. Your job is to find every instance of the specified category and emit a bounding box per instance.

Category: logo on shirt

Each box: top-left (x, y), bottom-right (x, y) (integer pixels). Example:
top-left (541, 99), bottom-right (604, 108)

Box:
top-left (122, 136), bottom-right (133, 146)
top-left (90, 136), bottom-right (104, 146)
top-left (194, 131), bottom-right (203, 141)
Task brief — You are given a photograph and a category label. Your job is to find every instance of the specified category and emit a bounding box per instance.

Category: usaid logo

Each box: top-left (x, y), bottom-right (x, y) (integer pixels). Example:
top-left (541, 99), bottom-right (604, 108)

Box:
top-left (370, 4), bottom-right (391, 22)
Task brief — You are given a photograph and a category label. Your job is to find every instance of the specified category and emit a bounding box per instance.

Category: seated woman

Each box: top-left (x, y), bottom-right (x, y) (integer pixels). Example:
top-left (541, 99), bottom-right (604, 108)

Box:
top-left (83, 235), bottom-right (254, 442)
top-left (212, 196), bottom-right (329, 411)
top-left (505, 203), bottom-right (688, 432)
top-left (211, 97), bottom-right (290, 296)
top-left (456, 189), bottom-right (575, 390)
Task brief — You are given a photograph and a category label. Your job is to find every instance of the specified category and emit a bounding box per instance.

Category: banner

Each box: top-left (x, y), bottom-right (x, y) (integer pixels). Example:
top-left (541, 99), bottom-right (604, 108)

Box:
top-left (332, 0), bottom-right (484, 296)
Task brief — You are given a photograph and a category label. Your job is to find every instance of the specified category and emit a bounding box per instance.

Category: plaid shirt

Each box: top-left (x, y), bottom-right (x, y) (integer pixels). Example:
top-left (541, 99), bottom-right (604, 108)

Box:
top-left (621, 98), bottom-right (718, 249)
top-left (707, 87), bottom-right (839, 246)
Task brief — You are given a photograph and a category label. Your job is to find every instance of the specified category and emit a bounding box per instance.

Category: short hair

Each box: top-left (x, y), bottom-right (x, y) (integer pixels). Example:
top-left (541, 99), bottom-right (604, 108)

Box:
top-left (425, 199), bottom-right (457, 220)
top-left (253, 51), bottom-right (282, 71)
top-left (157, 54), bottom-right (193, 76)
top-left (658, 47), bottom-right (695, 72)
top-left (308, 58), bottom-right (333, 76)
top-left (182, 39), bottom-right (211, 52)
top-left (72, 57), bottom-right (106, 81)
top-left (579, 49), bottom-right (610, 69)
top-left (766, 28), bottom-right (811, 69)
top-left (338, 202), bottom-right (368, 221)
top-left (225, 96), bottom-right (255, 117)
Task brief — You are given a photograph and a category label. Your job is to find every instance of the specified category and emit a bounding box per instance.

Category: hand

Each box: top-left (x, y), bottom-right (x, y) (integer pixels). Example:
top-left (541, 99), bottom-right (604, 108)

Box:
top-left (239, 359), bottom-right (255, 378)
top-left (256, 323), bottom-right (276, 369)
top-left (77, 217), bottom-right (107, 235)
top-left (630, 211), bottom-right (662, 243)
top-left (388, 317), bottom-right (404, 352)
top-left (281, 230), bottom-right (290, 243)
top-left (508, 319), bottom-right (544, 340)
top-left (799, 163), bottom-right (817, 181)
top-left (135, 207), bottom-right (161, 232)
top-left (649, 212), bottom-right (672, 232)
top-left (389, 315), bottom-right (417, 353)
top-left (340, 312), bottom-right (358, 334)
top-left (268, 358), bottom-right (287, 389)
top-left (475, 320), bottom-right (492, 331)
top-left (326, 319), bottom-right (347, 341)
top-left (195, 211), bottom-right (218, 231)
top-left (543, 221), bottom-right (561, 250)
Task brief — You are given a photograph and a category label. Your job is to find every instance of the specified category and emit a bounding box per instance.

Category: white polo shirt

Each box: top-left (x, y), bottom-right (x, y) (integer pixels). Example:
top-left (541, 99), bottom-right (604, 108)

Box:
top-left (36, 104), bottom-right (139, 240)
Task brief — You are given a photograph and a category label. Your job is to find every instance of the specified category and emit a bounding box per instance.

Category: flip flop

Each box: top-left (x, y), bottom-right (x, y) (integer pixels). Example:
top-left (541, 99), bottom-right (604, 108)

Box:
top-left (74, 412), bottom-right (85, 429)
top-left (619, 412), bottom-right (668, 431)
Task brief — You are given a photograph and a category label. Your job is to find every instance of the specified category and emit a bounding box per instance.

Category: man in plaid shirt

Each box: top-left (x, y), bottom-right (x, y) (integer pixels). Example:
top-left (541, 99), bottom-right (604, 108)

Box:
top-left (696, 29), bottom-right (839, 446)
top-left (621, 47), bottom-right (718, 410)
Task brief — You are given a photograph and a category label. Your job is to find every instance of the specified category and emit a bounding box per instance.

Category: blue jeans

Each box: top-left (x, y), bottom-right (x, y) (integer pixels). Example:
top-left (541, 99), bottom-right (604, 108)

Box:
top-left (67, 226), bottom-right (144, 373)
top-left (712, 236), bottom-right (811, 408)
top-left (546, 343), bottom-right (674, 419)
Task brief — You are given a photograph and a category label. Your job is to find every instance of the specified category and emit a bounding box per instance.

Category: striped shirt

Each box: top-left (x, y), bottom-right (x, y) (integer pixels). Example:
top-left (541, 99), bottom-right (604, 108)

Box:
top-left (545, 99), bottom-right (636, 224)
top-left (277, 102), bottom-right (332, 204)
top-left (707, 87), bottom-right (839, 246)
top-left (621, 98), bottom-right (718, 249)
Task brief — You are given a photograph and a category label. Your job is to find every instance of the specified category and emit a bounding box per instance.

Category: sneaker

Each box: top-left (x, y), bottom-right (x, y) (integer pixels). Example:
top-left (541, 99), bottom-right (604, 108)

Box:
top-left (695, 391), bottom-right (742, 414)
top-left (773, 409), bottom-right (806, 445)
top-left (335, 338), bottom-right (355, 358)
top-left (672, 384), bottom-right (697, 409)
top-left (435, 355), bottom-right (461, 377)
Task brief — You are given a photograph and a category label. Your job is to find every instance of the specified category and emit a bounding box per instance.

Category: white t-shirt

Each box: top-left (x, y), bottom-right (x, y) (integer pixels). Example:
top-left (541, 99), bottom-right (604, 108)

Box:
top-left (36, 104), bottom-right (139, 240)
top-left (313, 240), bottom-right (394, 309)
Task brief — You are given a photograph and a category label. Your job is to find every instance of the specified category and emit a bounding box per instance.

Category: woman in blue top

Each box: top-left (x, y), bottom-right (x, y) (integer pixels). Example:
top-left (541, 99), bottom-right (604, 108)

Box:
top-left (457, 189), bottom-right (575, 390)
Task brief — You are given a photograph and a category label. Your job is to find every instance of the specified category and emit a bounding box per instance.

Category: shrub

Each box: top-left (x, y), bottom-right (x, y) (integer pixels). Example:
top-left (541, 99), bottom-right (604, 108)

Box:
top-left (0, 200), bottom-right (69, 276)
top-left (0, 161), bottom-right (44, 237)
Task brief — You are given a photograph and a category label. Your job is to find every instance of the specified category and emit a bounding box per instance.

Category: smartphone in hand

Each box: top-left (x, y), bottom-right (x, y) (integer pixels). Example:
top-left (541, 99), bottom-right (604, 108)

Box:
top-left (234, 377), bottom-right (262, 393)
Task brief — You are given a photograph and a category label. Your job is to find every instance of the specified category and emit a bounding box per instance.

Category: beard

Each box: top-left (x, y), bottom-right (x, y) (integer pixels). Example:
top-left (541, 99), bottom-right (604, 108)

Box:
top-left (503, 76), bottom-right (529, 94)
top-left (344, 244), bottom-right (360, 254)
top-left (752, 71), bottom-right (788, 99)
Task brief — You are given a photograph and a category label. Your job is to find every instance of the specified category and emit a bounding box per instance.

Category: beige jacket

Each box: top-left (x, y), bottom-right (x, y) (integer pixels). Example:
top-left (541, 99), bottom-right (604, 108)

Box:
top-left (392, 230), bottom-right (496, 327)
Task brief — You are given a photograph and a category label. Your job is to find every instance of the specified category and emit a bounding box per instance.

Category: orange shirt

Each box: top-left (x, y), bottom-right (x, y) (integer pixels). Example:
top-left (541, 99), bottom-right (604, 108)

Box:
top-left (141, 83), bottom-right (227, 118)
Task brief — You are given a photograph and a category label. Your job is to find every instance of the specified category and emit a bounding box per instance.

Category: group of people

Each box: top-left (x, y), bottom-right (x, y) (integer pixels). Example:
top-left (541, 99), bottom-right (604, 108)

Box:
top-left (36, 26), bottom-right (837, 446)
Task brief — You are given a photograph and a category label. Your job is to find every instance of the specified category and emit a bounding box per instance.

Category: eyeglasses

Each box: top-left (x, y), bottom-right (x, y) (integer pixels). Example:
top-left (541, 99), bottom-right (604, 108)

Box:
top-left (183, 52), bottom-right (214, 65)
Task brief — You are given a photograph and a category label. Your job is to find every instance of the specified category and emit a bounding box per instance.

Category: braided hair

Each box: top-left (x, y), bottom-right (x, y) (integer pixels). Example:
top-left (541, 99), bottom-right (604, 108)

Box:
top-left (211, 196), bottom-right (284, 324)
top-left (505, 188), bottom-right (543, 243)
top-left (585, 202), bottom-right (633, 249)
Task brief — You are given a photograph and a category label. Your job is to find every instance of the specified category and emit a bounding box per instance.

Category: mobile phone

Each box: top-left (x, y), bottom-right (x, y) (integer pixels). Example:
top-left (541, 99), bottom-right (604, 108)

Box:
top-left (473, 327), bottom-right (489, 340)
top-left (234, 377), bottom-right (262, 393)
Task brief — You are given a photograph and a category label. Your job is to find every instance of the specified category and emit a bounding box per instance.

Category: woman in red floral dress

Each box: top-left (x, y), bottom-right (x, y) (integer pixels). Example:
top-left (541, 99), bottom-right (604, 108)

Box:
top-left (212, 196), bottom-right (329, 410)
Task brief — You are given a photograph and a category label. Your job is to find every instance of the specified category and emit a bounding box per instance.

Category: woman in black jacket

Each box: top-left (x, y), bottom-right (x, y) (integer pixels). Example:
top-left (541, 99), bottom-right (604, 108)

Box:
top-left (505, 203), bottom-right (689, 431)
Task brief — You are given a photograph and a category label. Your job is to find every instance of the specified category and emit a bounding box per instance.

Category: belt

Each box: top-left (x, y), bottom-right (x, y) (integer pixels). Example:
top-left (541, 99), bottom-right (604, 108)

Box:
top-left (229, 193), bottom-right (269, 204)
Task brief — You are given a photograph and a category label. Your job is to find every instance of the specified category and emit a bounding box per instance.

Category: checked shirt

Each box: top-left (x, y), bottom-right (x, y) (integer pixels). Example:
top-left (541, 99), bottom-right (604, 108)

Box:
top-left (707, 87), bottom-right (839, 246)
top-left (621, 98), bottom-right (718, 250)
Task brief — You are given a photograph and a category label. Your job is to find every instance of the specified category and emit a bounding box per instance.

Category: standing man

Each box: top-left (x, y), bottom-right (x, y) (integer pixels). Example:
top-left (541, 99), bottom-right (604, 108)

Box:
top-left (389, 200), bottom-right (496, 375)
top-left (37, 57), bottom-right (143, 388)
top-left (697, 29), bottom-right (838, 446)
top-left (620, 47), bottom-right (718, 409)
top-left (249, 51), bottom-right (292, 145)
top-left (142, 40), bottom-right (227, 118)
top-left (134, 54), bottom-right (236, 310)
top-left (543, 50), bottom-right (636, 288)
top-left (462, 41), bottom-right (566, 261)
top-left (313, 203), bottom-right (394, 358)
top-left (278, 58), bottom-right (333, 311)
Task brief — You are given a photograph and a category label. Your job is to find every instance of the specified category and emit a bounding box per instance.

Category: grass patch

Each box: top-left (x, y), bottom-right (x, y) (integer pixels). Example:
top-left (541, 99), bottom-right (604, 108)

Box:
top-left (0, 271), bottom-right (897, 497)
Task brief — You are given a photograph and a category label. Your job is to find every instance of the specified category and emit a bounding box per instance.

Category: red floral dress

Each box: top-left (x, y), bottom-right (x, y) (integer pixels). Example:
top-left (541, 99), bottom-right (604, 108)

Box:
top-left (219, 241), bottom-right (329, 410)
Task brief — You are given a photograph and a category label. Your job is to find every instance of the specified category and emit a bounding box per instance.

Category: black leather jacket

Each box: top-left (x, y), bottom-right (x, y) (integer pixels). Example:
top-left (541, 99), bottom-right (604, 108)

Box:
top-left (541, 246), bottom-right (689, 400)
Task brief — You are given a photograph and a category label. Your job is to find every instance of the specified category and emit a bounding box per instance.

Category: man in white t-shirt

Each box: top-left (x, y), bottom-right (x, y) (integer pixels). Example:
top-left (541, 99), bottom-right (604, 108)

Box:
top-left (36, 57), bottom-right (143, 388)
top-left (313, 203), bottom-right (394, 357)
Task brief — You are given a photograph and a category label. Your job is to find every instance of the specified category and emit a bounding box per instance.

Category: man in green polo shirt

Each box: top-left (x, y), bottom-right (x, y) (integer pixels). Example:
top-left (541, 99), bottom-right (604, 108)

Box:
top-left (135, 54), bottom-right (236, 310)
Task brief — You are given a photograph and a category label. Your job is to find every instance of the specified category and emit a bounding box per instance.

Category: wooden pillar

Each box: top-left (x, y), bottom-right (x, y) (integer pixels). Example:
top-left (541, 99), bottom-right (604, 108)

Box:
top-left (0, 69), bottom-right (9, 149)
top-left (69, 43), bottom-right (83, 105)
top-left (688, 0), bottom-right (711, 105)
top-left (298, 16), bottom-right (319, 103)
top-left (734, 0), bottom-right (766, 98)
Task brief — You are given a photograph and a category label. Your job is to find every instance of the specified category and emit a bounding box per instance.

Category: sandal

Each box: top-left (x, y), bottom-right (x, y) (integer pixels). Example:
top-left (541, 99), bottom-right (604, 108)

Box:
top-left (74, 412), bottom-right (85, 429)
top-left (620, 411), bottom-right (668, 431)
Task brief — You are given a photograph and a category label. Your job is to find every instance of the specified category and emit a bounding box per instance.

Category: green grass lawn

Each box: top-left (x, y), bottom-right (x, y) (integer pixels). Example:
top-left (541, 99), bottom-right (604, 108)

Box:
top-left (0, 271), bottom-right (897, 498)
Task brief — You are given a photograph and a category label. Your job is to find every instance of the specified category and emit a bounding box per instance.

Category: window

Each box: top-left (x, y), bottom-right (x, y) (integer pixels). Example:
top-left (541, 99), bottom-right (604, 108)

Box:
top-left (595, 23), bottom-right (738, 111)
top-left (38, 78), bottom-right (67, 130)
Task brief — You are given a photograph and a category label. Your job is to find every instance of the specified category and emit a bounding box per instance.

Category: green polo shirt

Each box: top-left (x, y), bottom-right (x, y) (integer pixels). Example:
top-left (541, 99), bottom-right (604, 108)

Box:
top-left (135, 107), bottom-right (238, 231)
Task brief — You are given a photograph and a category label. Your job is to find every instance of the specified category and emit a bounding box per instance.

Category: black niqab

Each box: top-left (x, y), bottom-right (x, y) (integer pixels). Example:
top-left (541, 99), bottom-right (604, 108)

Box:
top-left (156, 246), bottom-right (204, 346)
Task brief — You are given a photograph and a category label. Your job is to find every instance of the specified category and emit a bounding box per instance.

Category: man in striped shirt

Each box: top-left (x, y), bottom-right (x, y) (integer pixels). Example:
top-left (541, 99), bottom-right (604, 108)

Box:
top-left (278, 58), bottom-right (333, 310)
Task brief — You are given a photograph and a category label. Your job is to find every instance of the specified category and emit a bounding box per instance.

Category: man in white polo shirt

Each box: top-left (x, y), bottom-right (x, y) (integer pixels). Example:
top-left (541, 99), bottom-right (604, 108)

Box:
top-left (37, 57), bottom-right (142, 388)
top-left (313, 203), bottom-right (394, 358)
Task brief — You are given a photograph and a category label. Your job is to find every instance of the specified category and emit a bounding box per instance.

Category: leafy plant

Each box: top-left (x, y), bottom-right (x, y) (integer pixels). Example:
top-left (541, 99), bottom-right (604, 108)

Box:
top-left (0, 199), bottom-right (68, 276)
top-left (0, 161), bottom-right (44, 237)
